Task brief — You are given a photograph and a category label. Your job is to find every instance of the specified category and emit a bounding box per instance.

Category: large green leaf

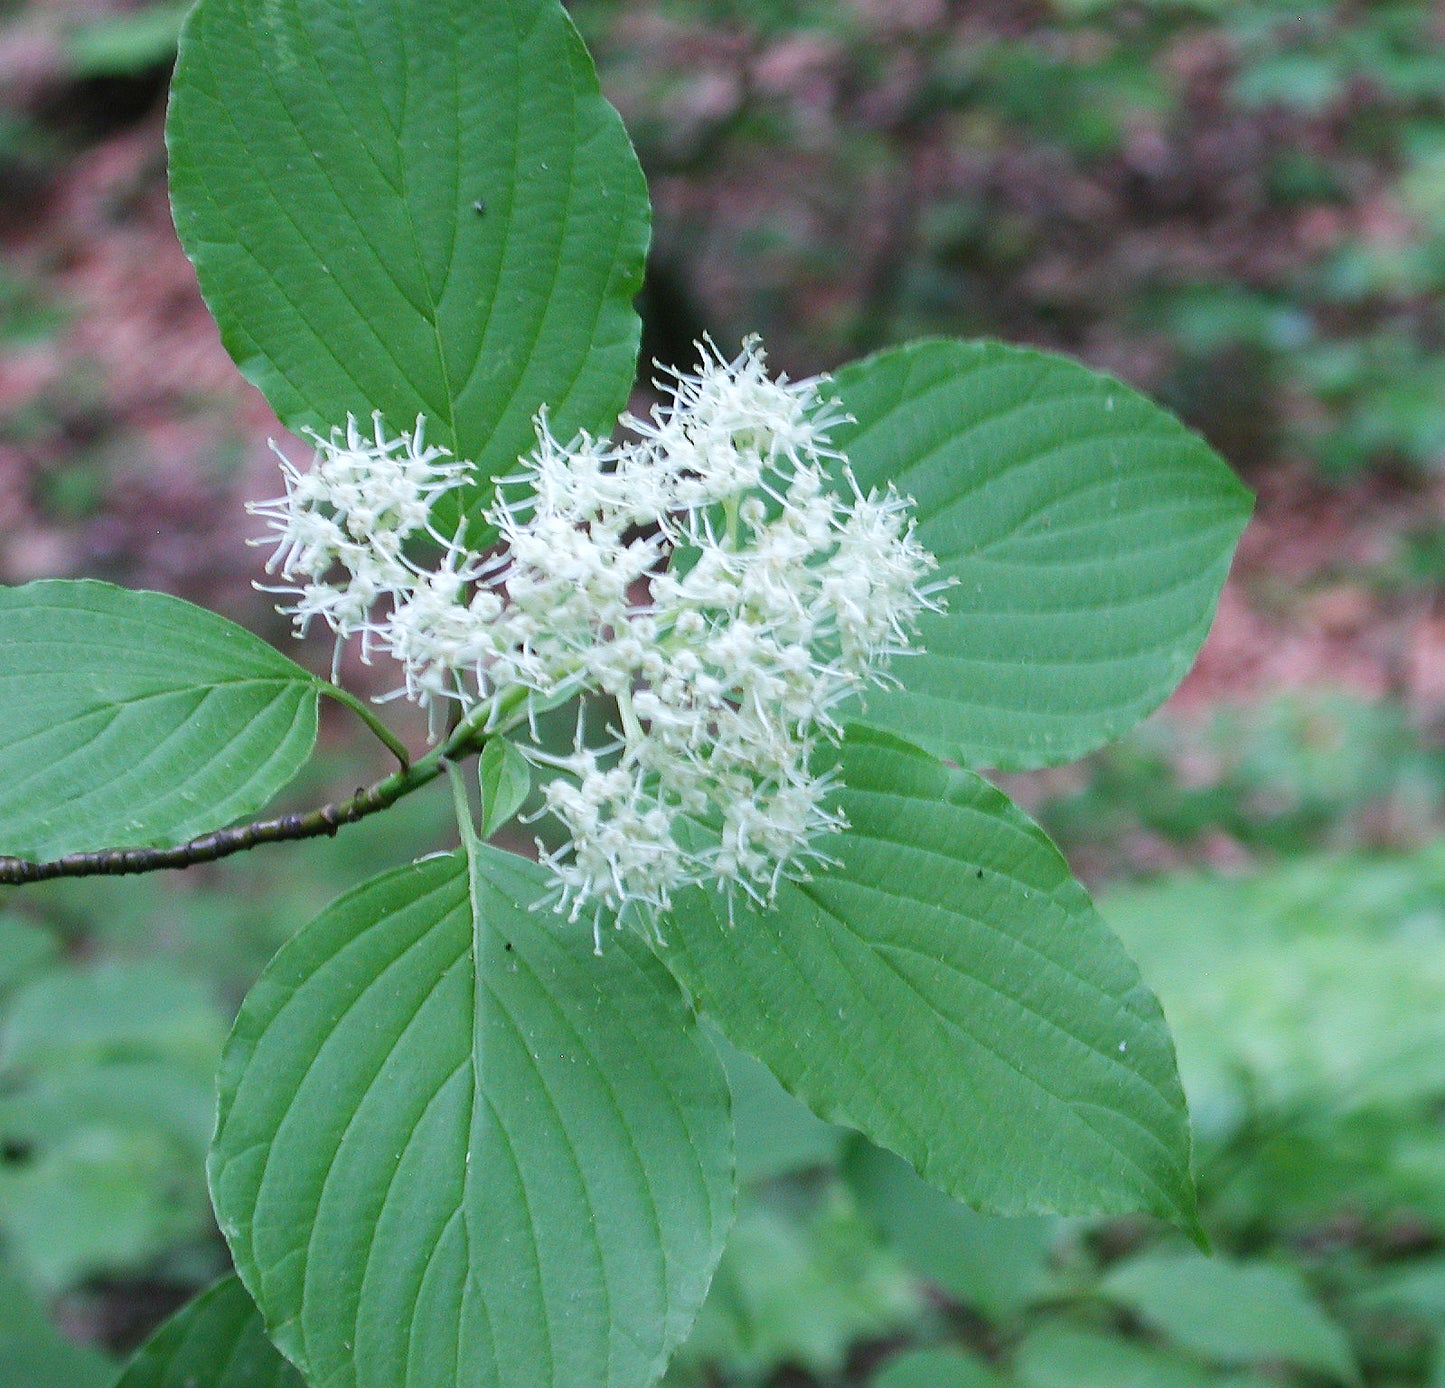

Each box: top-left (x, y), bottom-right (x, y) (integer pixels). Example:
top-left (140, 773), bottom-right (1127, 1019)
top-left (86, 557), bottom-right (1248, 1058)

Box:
top-left (1100, 1254), bottom-right (1358, 1384)
top-left (210, 848), bottom-right (733, 1388)
top-left (660, 729), bottom-right (1196, 1227)
top-left (0, 581), bottom-right (318, 862)
top-left (832, 340), bottom-right (1251, 770)
top-left (115, 1275), bottom-right (302, 1388)
top-left (167, 0), bottom-right (649, 515)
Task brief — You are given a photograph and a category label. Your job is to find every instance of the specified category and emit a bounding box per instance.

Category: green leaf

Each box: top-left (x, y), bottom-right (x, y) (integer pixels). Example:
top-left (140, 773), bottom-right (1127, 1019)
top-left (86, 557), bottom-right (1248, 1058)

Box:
top-left (1105, 855), bottom-right (1445, 1126)
top-left (115, 1275), bottom-right (302, 1388)
top-left (669, 1187), bottom-right (920, 1384)
top-left (0, 962), bottom-right (222, 1292)
top-left (480, 737), bottom-right (533, 838)
top-left (0, 1123), bottom-right (209, 1292)
top-left (1356, 1255), bottom-right (1445, 1323)
top-left (0, 580), bottom-right (319, 862)
top-left (0, 961), bottom-right (225, 1075)
top-left (0, 1058), bottom-right (219, 1156)
top-left (167, 0), bottom-right (649, 520)
top-left (831, 340), bottom-right (1251, 770)
top-left (0, 915), bottom-right (58, 998)
top-left (661, 728), bottom-right (1196, 1227)
top-left (67, 4), bottom-right (187, 78)
top-left (716, 1030), bottom-right (842, 1183)
top-left (874, 1347), bottom-right (1005, 1388)
top-left (844, 1138), bottom-right (1057, 1321)
top-left (1016, 1325), bottom-right (1216, 1388)
top-left (210, 848), bottom-right (733, 1388)
top-left (1100, 1254), bottom-right (1359, 1383)
top-left (0, 1260), bottom-right (113, 1388)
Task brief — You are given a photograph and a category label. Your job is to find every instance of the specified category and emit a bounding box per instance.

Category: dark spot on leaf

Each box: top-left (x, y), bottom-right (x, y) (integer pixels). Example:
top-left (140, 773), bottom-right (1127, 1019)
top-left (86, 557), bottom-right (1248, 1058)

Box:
top-left (473, 199), bottom-right (487, 216)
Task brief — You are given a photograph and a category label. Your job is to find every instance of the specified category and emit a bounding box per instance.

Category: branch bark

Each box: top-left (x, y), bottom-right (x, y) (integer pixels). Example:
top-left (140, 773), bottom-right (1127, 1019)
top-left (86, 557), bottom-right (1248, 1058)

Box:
top-left (0, 760), bottom-right (442, 884)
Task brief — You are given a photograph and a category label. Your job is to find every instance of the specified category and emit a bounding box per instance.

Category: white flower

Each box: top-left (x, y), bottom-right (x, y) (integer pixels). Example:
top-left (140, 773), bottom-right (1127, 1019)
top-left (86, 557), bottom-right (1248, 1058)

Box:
top-left (371, 538), bottom-right (502, 738)
top-left (247, 412), bottom-right (469, 671)
top-left (249, 340), bottom-right (948, 943)
top-left (624, 335), bottom-right (851, 505)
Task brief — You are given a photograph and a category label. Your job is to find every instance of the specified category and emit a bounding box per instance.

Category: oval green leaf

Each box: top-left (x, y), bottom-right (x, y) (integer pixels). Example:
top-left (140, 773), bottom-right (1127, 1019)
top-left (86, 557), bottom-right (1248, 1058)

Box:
top-left (832, 340), bottom-right (1251, 770)
top-left (660, 729), bottom-right (1196, 1228)
top-left (115, 1275), bottom-right (302, 1388)
top-left (166, 0), bottom-right (649, 517)
top-left (0, 580), bottom-right (319, 862)
top-left (1016, 1325), bottom-right (1216, 1388)
top-left (210, 848), bottom-right (733, 1388)
top-left (479, 737), bottom-right (532, 838)
top-left (1101, 1253), bottom-right (1358, 1384)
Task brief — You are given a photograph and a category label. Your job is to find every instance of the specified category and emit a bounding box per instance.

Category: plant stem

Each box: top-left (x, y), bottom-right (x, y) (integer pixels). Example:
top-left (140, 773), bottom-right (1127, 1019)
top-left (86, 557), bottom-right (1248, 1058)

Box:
top-left (0, 692), bottom-right (519, 886)
top-left (0, 762), bottom-right (434, 885)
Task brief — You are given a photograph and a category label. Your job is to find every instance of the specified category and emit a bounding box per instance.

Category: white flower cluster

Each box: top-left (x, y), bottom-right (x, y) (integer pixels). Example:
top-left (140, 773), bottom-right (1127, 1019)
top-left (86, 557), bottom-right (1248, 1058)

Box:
top-left (249, 338), bottom-right (946, 941)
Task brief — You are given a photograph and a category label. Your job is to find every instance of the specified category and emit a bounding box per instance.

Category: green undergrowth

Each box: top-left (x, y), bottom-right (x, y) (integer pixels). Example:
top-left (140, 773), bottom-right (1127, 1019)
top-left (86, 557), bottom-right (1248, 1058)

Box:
top-left (9, 711), bottom-right (1445, 1385)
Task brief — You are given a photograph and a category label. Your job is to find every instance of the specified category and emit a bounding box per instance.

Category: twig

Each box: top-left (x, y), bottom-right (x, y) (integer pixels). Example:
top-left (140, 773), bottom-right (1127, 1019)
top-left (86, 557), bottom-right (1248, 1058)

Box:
top-left (0, 763), bottom-right (435, 884)
top-left (0, 689), bottom-right (527, 886)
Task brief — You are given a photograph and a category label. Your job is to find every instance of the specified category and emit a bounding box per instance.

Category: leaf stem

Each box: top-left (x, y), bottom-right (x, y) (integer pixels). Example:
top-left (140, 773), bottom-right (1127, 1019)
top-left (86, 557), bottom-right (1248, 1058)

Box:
top-left (319, 684), bottom-right (412, 769)
top-left (445, 758), bottom-right (481, 852)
